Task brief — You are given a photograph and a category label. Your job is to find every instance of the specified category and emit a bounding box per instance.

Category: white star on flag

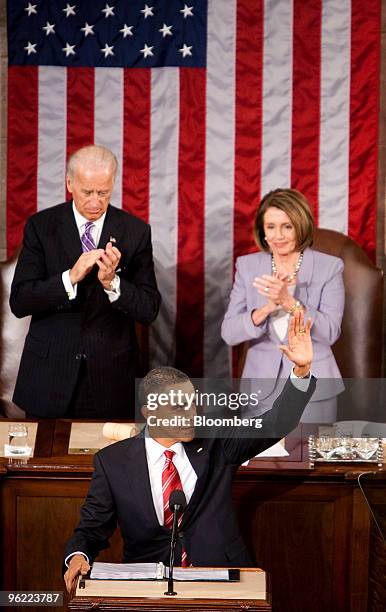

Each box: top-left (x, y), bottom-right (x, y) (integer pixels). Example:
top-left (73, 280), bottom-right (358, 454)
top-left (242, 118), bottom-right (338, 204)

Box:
top-left (62, 43), bottom-right (76, 57)
top-left (179, 44), bottom-right (193, 57)
top-left (141, 5), bottom-right (154, 19)
top-left (101, 43), bottom-right (114, 57)
top-left (140, 44), bottom-right (154, 58)
top-left (159, 24), bottom-right (173, 37)
top-left (24, 41), bottom-right (37, 55)
top-left (102, 4), bottom-right (115, 18)
top-left (180, 4), bottom-right (194, 18)
top-left (81, 23), bottom-right (94, 37)
top-left (120, 24), bottom-right (134, 38)
top-left (42, 22), bottom-right (55, 36)
top-left (24, 3), bottom-right (37, 16)
top-left (63, 4), bottom-right (76, 18)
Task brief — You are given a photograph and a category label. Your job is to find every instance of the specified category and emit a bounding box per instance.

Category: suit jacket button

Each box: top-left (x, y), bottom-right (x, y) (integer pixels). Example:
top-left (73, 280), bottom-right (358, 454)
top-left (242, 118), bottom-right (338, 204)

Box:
top-left (75, 353), bottom-right (82, 360)
top-left (178, 532), bottom-right (184, 538)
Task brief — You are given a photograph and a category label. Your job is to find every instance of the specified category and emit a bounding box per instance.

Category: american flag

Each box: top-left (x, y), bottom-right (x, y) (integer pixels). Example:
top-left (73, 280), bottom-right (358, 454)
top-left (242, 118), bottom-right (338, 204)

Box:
top-left (5, 1), bottom-right (380, 378)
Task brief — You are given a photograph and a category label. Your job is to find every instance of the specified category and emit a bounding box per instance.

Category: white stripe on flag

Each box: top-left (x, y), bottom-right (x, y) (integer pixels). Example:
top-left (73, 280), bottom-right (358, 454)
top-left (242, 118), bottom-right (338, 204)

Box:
top-left (318, 0), bottom-right (351, 232)
top-left (261, 0), bottom-right (293, 195)
top-left (149, 68), bottom-right (180, 367)
top-left (204, 0), bottom-right (237, 377)
top-left (37, 66), bottom-right (67, 210)
top-left (94, 67), bottom-right (123, 208)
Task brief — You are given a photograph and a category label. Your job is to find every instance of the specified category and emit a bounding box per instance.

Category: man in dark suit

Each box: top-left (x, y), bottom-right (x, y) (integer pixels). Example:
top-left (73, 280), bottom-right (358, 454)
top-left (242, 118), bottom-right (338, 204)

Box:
top-left (64, 312), bottom-right (315, 591)
top-left (10, 145), bottom-right (160, 418)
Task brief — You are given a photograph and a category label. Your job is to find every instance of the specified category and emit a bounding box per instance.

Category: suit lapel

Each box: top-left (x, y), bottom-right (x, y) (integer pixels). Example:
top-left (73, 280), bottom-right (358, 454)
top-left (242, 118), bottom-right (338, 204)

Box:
top-left (124, 436), bottom-right (161, 528)
top-left (295, 247), bottom-right (314, 303)
top-left (181, 439), bottom-right (210, 525)
top-left (97, 205), bottom-right (126, 251)
top-left (251, 252), bottom-right (272, 310)
top-left (56, 202), bottom-right (83, 264)
top-left (124, 436), bottom-right (210, 530)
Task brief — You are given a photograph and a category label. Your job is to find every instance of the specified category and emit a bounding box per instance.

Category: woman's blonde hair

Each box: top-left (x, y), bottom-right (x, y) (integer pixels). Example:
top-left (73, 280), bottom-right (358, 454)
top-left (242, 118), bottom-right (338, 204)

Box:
top-left (253, 188), bottom-right (314, 251)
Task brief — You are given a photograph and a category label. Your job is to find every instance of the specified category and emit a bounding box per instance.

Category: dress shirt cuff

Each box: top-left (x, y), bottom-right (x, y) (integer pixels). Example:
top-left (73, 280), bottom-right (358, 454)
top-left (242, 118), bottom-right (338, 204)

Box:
top-left (290, 366), bottom-right (311, 392)
top-left (104, 275), bottom-right (121, 303)
top-left (64, 551), bottom-right (89, 568)
top-left (62, 270), bottom-right (77, 300)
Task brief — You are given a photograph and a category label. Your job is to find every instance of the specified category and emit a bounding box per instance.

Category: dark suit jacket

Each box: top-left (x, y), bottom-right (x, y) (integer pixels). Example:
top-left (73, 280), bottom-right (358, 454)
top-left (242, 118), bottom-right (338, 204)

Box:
top-left (10, 202), bottom-right (161, 418)
top-left (64, 376), bottom-right (316, 567)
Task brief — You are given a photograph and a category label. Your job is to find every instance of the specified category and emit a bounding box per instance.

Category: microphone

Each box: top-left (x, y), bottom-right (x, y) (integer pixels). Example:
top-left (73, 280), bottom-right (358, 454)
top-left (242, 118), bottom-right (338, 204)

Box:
top-left (169, 489), bottom-right (187, 514)
top-left (165, 489), bottom-right (187, 596)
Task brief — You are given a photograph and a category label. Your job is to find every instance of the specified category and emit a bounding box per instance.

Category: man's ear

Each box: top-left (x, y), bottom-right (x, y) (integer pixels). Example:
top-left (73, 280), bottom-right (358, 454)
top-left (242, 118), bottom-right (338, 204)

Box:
top-left (66, 175), bottom-right (73, 194)
top-left (141, 404), bottom-right (158, 420)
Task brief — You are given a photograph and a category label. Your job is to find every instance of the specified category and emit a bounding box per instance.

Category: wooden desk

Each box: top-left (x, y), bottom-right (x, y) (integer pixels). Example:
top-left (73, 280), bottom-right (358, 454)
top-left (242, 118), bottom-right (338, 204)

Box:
top-left (0, 420), bottom-right (385, 612)
top-left (68, 569), bottom-right (271, 611)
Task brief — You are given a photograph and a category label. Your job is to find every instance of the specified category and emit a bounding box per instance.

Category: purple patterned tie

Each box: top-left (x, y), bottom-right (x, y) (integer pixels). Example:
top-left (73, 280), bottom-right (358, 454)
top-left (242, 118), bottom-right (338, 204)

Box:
top-left (81, 221), bottom-right (96, 252)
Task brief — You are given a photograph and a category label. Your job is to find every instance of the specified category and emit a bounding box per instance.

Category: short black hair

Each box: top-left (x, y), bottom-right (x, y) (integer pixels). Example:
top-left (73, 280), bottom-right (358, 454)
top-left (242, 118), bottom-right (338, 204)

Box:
top-left (138, 367), bottom-right (190, 407)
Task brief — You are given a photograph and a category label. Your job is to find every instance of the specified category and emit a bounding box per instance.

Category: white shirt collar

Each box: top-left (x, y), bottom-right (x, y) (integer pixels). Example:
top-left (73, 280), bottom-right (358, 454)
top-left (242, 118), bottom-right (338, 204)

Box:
top-left (72, 201), bottom-right (106, 232)
top-left (145, 434), bottom-right (184, 467)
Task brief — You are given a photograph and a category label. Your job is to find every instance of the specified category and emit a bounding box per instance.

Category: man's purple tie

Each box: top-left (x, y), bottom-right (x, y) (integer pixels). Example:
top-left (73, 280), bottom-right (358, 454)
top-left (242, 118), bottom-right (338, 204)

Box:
top-left (81, 222), bottom-right (96, 252)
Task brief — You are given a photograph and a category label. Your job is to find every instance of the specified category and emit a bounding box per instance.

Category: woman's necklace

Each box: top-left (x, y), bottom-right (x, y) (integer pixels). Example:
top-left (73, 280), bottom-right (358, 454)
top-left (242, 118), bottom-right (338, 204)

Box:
top-left (271, 252), bottom-right (303, 283)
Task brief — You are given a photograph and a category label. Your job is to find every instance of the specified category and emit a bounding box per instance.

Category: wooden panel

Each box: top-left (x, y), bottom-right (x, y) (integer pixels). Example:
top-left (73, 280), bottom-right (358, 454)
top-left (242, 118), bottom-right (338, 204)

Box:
top-left (232, 480), bottom-right (352, 612)
top-left (17, 496), bottom-right (84, 590)
top-left (368, 526), bottom-right (386, 611)
top-left (1, 460), bottom-right (385, 612)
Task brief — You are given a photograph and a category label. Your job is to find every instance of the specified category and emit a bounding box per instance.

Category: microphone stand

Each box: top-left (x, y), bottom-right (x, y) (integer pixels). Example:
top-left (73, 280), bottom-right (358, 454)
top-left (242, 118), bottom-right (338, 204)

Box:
top-left (164, 504), bottom-right (181, 596)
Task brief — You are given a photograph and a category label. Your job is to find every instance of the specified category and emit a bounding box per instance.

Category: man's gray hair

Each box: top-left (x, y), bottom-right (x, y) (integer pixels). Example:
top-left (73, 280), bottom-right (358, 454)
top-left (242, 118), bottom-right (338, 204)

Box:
top-left (138, 367), bottom-right (191, 407)
top-left (66, 145), bottom-right (118, 178)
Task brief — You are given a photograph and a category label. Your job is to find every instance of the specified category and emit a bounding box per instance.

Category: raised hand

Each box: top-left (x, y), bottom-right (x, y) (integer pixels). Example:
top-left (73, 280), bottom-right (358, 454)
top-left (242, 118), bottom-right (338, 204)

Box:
top-left (279, 310), bottom-right (313, 376)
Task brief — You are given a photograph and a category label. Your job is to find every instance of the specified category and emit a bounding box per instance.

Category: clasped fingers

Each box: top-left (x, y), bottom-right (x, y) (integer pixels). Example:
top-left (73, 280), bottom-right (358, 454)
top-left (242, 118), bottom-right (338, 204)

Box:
top-left (253, 274), bottom-right (287, 302)
top-left (104, 242), bottom-right (121, 270)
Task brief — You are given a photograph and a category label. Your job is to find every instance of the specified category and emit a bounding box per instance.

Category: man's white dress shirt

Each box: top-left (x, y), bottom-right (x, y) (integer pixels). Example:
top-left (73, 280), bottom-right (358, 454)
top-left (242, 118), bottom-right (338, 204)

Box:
top-left (61, 203), bottom-right (120, 302)
top-left (144, 435), bottom-right (197, 525)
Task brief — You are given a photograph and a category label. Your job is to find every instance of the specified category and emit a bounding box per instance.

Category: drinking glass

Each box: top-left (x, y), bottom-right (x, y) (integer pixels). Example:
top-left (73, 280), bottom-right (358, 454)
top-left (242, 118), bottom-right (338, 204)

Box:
top-left (8, 424), bottom-right (28, 455)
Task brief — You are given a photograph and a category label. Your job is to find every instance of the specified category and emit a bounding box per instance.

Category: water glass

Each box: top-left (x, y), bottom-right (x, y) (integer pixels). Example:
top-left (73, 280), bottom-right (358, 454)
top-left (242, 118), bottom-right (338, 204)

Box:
top-left (8, 424), bottom-right (29, 455)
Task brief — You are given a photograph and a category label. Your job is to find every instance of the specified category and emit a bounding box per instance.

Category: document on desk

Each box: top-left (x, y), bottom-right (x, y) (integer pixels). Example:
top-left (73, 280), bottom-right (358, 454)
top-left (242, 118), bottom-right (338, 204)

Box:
top-left (90, 562), bottom-right (239, 582)
top-left (171, 568), bottom-right (239, 581)
top-left (90, 562), bottom-right (164, 580)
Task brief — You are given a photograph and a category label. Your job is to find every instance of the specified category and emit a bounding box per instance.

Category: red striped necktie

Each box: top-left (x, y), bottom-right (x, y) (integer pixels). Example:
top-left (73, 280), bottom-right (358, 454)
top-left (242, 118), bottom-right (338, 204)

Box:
top-left (162, 450), bottom-right (188, 567)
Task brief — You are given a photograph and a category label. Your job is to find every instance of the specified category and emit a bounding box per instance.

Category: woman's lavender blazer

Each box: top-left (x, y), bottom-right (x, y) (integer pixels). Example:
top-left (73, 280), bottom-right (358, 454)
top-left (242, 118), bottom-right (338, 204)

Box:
top-left (221, 248), bottom-right (345, 401)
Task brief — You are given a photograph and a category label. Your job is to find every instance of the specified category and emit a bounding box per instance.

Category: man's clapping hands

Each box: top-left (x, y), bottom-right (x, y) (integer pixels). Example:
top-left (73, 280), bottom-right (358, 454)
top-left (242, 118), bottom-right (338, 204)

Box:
top-left (69, 242), bottom-right (121, 289)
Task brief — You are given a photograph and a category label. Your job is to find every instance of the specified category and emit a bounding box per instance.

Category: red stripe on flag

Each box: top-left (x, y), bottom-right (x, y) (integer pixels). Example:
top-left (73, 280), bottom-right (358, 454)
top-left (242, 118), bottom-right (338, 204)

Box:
top-left (66, 67), bottom-right (95, 198)
top-left (291, 0), bottom-right (322, 223)
top-left (122, 69), bottom-right (151, 223)
top-left (122, 69), bottom-right (151, 373)
top-left (175, 68), bottom-right (206, 376)
top-left (233, 0), bottom-right (264, 377)
top-left (7, 67), bottom-right (39, 256)
top-left (234, 0), bottom-right (264, 260)
top-left (348, 0), bottom-right (380, 262)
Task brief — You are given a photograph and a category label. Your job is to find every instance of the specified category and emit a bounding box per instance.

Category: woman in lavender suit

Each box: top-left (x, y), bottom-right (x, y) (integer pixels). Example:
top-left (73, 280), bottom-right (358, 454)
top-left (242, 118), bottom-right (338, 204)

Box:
top-left (221, 189), bottom-right (344, 423)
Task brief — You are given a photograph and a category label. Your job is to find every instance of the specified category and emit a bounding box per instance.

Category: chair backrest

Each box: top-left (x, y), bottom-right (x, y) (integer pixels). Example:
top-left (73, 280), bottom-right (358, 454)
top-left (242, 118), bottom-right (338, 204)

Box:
top-left (236, 229), bottom-right (384, 379)
top-left (312, 228), bottom-right (383, 378)
top-left (0, 250), bottom-right (28, 417)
